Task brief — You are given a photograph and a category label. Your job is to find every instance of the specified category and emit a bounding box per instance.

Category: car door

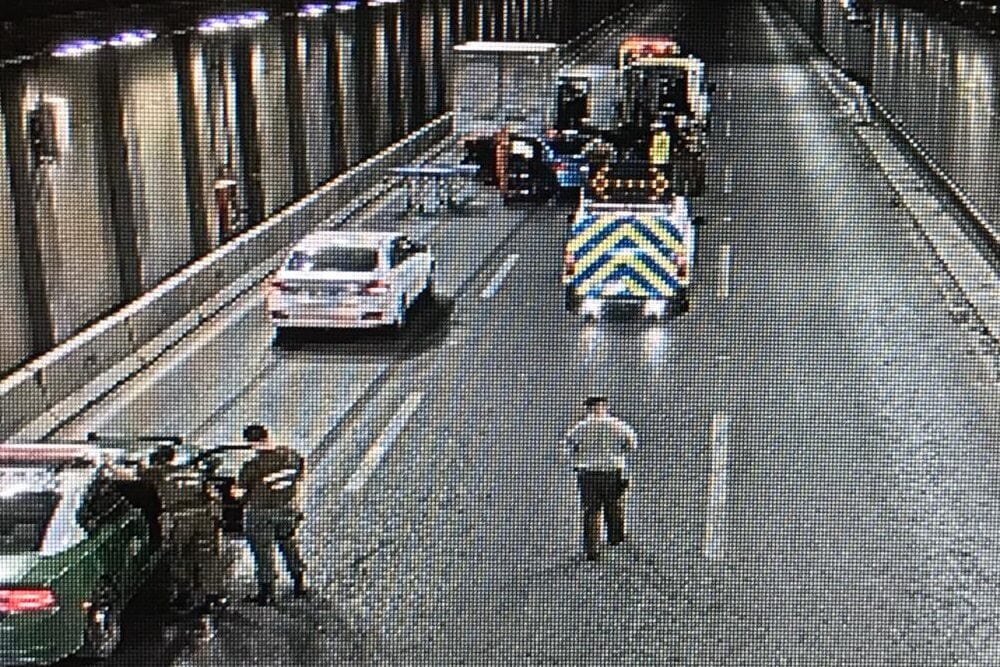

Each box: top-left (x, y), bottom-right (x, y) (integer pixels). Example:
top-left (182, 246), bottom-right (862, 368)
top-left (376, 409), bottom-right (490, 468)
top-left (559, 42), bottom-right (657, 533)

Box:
top-left (77, 478), bottom-right (146, 600)
top-left (390, 237), bottom-right (418, 303)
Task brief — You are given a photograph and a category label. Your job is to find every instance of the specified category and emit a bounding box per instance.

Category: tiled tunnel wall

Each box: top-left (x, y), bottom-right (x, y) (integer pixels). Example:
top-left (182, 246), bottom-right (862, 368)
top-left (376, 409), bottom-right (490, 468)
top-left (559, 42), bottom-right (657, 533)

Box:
top-left (782, 0), bottom-right (1000, 262)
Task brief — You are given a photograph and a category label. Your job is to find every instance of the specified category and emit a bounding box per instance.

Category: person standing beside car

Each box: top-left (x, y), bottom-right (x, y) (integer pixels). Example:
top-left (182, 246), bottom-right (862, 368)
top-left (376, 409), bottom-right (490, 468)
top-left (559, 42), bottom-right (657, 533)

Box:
top-left (141, 444), bottom-right (226, 612)
top-left (235, 424), bottom-right (308, 606)
top-left (562, 396), bottom-right (639, 562)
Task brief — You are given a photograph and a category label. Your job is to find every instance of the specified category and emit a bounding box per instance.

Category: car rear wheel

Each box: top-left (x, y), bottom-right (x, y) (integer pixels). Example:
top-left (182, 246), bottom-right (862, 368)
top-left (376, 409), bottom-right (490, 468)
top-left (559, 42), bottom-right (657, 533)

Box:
top-left (564, 287), bottom-right (581, 312)
top-left (423, 270), bottom-right (436, 302)
top-left (79, 587), bottom-right (123, 659)
top-left (272, 327), bottom-right (287, 347)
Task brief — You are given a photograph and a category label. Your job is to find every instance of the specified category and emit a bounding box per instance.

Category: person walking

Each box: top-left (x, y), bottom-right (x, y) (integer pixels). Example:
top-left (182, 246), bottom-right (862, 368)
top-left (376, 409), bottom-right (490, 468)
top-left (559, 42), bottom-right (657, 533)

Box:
top-left (236, 424), bottom-right (308, 606)
top-left (563, 396), bottom-right (639, 561)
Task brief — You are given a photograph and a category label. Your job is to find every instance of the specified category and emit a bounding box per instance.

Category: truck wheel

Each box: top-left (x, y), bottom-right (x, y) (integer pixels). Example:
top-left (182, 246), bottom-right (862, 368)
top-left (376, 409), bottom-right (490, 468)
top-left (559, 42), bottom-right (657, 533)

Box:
top-left (79, 587), bottom-right (123, 659)
top-left (564, 288), bottom-right (581, 312)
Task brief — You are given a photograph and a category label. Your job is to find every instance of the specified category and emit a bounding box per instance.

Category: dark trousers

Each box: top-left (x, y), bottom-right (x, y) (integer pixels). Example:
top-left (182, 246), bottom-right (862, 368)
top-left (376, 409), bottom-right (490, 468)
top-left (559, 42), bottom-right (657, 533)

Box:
top-left (576, 469), bottom-right (626, 559)
top-left (245, 507), bottom-right (306, 588)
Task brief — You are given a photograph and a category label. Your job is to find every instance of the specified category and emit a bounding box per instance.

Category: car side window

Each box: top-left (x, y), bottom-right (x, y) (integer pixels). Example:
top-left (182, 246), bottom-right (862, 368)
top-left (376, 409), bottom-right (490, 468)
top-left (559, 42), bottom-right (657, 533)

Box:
top-left (77, 477), bottom-right (127, 533)
top-left (390, 239), bottom-right (404, 268)
top-left (392, 238), bottom-right (416, 267)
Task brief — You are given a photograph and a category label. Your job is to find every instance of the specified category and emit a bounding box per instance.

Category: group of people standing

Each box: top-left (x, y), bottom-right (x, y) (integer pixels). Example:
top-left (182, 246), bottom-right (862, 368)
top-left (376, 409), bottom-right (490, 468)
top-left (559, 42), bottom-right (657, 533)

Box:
top-left (141, 424), bottom-right (308, 612)
top-left (141, 393), bottom-right (638, 616)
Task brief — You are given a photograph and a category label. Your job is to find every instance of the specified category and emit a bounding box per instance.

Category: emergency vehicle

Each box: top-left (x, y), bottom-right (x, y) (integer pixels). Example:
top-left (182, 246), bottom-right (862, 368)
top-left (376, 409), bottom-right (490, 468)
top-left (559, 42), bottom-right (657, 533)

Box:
top-left (0, 441), bottom-right (168, 665)
top-left (563, 194), bottom-right (697, 320)
top-left (617, 36), bottom-right (710, 151)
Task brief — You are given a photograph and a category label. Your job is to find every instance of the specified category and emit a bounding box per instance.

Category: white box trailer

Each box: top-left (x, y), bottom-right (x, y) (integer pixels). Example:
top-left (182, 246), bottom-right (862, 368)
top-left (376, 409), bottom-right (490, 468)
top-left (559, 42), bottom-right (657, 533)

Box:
top-left (451, 41), bottom-right (561, 137)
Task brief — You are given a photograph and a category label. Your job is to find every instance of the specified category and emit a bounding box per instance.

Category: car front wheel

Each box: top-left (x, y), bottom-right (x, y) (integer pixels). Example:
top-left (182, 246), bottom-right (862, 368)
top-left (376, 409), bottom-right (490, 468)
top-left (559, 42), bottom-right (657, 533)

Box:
top-left (79, 587), bottom-right (123, 659)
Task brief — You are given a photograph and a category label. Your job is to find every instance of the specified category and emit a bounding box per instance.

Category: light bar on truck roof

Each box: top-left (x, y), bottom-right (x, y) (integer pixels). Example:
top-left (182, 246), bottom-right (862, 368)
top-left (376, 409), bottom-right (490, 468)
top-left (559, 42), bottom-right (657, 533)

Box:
top-left (619, 36), bottom-right (680, 67)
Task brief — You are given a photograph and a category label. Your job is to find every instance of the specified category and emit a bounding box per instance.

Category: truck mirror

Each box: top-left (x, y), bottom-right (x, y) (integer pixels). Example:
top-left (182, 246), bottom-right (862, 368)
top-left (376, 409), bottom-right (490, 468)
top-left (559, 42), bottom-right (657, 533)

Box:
top-left (706, 82), bottom-right (718, 95)
top-left (693, 216), bottom-right (706, 227)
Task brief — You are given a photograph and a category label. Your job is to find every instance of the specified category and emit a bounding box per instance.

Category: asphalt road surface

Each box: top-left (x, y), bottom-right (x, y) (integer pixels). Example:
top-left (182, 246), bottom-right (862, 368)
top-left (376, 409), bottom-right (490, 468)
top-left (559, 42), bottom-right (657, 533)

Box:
top-left (48, 0), bottom-right (1000, 664)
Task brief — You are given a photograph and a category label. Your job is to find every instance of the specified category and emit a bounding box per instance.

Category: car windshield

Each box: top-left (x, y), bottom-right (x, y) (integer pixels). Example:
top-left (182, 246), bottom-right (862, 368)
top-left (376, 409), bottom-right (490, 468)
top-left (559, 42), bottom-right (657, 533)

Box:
top-left (548, 137), bottom-right (588, 155)
top-left (0, 491), bottom-right (60, 554)
top-left (285, 247), bottom-right (379, 272)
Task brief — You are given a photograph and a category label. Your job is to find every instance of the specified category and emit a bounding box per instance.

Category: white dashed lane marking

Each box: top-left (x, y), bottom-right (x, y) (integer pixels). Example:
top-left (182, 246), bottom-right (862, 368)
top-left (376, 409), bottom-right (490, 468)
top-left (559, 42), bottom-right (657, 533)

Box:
top-left (343, 392), bottom-right (424, 493)
top-left (480, 254), bottom-right (521, 299)
top-left (704, 413), bottom-right (731, 562)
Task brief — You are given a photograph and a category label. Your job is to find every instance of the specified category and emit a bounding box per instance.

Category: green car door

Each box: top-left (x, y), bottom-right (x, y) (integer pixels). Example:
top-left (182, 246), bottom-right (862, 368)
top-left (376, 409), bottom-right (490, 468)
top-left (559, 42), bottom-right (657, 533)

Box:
top-left (0, 473), bottom-right (158, 665)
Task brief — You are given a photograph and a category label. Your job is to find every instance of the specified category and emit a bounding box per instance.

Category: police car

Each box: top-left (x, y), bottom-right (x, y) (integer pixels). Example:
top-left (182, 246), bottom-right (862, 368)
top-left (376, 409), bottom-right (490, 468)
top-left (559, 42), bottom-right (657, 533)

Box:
top-left (0, 443), bottom-right (163, 665)
top-left (267, 231), bottom-right (435, 336)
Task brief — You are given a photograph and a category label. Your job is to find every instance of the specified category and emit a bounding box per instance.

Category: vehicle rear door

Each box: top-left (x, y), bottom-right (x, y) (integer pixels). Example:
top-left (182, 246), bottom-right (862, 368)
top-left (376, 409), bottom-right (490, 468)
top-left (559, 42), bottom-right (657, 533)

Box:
top-left (389, 237), bottom-right (421, 302)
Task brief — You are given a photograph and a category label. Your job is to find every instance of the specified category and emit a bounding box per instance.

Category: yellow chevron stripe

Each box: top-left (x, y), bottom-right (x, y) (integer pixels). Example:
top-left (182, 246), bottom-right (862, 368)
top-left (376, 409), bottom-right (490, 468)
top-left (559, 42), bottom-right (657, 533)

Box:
top-left (621, 274), bottom-right (664, 297)
top-left (567, 212), bottom-right (625, 252)
top-left (567, 212), bottom-right (684, 255)
top-left (577, 254), bottom-right (675, 294)
top-left (577, 226), bottom-right (683, 269)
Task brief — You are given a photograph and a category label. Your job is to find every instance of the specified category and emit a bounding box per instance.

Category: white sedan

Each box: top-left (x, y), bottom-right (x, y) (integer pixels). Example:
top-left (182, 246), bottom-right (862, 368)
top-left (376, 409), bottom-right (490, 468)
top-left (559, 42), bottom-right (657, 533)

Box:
top-left (266, 231), bottom-right (435, 333)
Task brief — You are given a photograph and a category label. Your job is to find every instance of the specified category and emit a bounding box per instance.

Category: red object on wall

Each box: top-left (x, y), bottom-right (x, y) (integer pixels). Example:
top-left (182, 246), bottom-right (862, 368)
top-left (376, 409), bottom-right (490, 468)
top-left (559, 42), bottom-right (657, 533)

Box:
top-left (214, 178), bottom-right (238, 239)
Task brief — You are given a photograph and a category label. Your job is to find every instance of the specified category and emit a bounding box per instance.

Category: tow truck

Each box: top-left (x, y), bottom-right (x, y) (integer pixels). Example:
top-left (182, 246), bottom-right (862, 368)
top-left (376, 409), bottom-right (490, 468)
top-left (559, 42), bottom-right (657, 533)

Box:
top-left (617, 36), bottom-right (710, 154)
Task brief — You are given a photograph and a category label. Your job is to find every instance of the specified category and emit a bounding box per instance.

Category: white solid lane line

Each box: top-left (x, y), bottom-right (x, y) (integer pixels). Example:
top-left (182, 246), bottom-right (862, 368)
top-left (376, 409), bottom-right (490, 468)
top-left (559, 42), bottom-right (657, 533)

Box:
top-left (480, 254), bottom-right (521, 299)
top-left (343, 391), bottom-right (424, 493)
top-left (704, 413), bottom-right (731, 562)
top-left (718, 244), bottom-right (733, 299)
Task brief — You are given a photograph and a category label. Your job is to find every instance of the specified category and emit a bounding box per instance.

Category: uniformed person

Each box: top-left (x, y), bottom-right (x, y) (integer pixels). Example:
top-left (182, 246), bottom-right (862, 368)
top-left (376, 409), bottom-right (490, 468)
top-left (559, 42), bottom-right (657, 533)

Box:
top-left (563, 396), bottom-right (639, 561)
top-left (236, 424), bottom-right (307, 606)
top-left (141, 444), bottom-right (226, 611)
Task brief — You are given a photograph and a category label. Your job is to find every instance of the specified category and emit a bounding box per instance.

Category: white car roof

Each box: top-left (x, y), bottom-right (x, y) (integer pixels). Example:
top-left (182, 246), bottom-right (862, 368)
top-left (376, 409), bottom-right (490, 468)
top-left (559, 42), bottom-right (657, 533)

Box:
top-left (292, 230), bottom-right (401, 252)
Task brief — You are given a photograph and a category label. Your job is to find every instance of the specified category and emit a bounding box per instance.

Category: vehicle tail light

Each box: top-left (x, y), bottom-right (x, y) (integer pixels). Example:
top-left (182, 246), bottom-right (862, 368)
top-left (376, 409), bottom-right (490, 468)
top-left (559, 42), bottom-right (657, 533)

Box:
top-left (0, 588), bottom-right (57, 613)
top-left (564, 251), bottom-right (576, 276)
top-left (364, 279), bottom-right (390, 296)
top-left (676, 254), bottom-right (688, 279)
top-left (554, 162), bottom-right (567, 173)
top-left (268, 279), bottom-right (292, 295)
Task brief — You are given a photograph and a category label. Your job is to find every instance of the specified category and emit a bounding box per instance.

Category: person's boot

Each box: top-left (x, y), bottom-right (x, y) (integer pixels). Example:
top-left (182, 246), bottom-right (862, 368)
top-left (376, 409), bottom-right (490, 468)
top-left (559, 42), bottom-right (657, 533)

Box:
top-left (244, 583), bottom-right (273, 607)
top-left (292, 572), bottom-right (308, 599)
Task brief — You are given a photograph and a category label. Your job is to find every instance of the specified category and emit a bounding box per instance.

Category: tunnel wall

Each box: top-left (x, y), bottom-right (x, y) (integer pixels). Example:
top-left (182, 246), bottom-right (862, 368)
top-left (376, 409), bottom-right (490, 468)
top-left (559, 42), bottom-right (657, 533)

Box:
top-left (780, 0), bottom-right (1000, 252)
top-left (0, 0), bottom-right (620, 375)
top-left (0, 102), bottom-right (34, 373)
